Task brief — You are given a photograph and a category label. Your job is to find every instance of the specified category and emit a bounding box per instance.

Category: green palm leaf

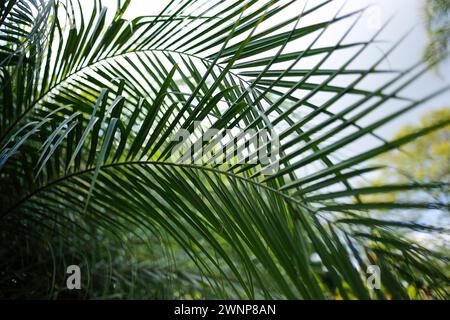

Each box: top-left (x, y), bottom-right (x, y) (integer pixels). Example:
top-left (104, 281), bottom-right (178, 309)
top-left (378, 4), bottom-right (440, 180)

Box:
top-left (0, 0), bottom-right (448, 299)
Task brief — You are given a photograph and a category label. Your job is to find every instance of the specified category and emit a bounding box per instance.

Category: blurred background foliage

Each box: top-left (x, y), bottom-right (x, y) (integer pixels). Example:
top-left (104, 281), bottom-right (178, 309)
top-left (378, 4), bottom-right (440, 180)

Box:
top-left (424, 0), bottom-right (450, 67)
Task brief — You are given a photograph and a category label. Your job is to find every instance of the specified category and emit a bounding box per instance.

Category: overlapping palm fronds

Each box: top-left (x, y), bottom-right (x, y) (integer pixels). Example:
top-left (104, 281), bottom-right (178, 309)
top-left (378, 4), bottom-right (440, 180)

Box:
top-left (0, 0), bottom-right (449, 299)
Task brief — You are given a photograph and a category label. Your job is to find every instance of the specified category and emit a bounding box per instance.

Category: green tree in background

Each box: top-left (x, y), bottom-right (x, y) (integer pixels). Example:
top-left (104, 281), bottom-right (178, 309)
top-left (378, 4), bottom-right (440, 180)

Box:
top-left (424, 0), bottom-right (450, 66)
top-left (366, 108), bottom-right (450, 292)
top-left (372, 108), bottom-right (449, 186)
top-left (368, 108), bottom-right (449, 232)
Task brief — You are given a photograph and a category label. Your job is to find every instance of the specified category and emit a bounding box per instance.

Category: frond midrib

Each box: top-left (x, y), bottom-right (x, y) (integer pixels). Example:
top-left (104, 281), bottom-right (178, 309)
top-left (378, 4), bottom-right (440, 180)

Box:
top-left (3, 160), bottom-right (315, 218)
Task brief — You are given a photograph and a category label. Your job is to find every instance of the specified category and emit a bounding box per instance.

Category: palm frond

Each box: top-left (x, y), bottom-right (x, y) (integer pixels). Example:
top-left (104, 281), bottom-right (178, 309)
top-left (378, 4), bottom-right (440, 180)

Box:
top-left (0, 0), bottom-right (448, 299)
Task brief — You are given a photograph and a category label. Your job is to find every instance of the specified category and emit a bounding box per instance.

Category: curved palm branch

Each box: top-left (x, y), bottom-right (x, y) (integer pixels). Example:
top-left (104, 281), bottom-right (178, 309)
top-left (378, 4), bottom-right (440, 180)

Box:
top-left (0, 0), bottom-right (449, 299)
